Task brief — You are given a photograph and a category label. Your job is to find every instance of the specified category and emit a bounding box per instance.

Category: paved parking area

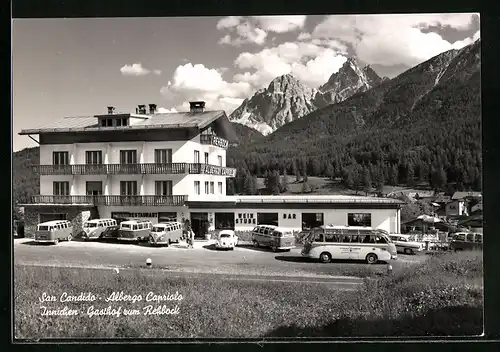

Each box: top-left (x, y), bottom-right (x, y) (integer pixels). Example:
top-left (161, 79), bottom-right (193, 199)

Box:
top-left (13, 238), bottom-right (428, 278)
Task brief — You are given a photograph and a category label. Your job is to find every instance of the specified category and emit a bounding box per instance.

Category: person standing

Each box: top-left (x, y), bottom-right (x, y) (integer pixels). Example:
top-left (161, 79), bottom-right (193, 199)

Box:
top-left (189, 227), bottom-right (195, 249)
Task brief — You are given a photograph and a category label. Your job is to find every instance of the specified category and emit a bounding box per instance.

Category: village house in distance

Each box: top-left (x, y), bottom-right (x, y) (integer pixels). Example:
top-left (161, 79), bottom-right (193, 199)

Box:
top-left (18, 101), bottom-right (403, 238)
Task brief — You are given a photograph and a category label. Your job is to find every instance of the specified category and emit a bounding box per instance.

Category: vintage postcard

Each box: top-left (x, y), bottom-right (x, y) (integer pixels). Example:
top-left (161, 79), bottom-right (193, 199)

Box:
top-left (12, 13), bottom-right (483, 340)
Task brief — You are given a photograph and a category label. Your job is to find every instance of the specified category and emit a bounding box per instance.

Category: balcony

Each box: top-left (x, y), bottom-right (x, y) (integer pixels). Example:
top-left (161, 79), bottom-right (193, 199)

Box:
top-left (31, 195), bottom-right (188, 206)
top-left (35, 163), bottom-right (236, 177)
top-left (36, 163), bottom-right (188, 175)
top-left (188, 163), bottom-right (237, 177)
top-left (200, 134), bottom-right (229, 149)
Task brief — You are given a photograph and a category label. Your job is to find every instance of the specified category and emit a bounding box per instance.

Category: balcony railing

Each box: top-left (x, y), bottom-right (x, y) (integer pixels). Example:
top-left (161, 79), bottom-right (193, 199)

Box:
top-left (34, 162), bottom-right (236, 177)
top-left (36, 163), bottom-right (188, 175)
top-left (31, 195), bottom-right (188, 206)
top-left (188, 163), bottom-right (237, 177)
top-left (200, 134), bottom-right (229, 149)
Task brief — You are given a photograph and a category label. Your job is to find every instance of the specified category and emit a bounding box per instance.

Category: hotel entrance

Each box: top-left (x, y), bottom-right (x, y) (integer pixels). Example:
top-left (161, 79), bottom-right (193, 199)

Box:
top-left (190, 212), bottom-right (209, 239)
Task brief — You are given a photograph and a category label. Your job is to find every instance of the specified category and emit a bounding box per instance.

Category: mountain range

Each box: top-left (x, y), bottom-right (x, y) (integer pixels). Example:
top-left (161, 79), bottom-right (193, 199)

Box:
top-left (227, 39), bottom-right (481, 194)
top-left (229, 57), bottom-right (387, 135)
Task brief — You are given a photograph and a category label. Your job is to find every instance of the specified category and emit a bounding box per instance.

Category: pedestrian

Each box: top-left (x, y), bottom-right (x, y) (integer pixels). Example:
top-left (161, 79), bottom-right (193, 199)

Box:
top-left (190, 228), bottom-right (195, 249)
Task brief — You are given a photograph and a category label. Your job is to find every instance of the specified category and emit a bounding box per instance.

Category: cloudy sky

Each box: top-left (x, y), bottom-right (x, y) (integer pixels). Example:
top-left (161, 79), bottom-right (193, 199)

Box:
top-left (12, 13), bottom-right (479, 151)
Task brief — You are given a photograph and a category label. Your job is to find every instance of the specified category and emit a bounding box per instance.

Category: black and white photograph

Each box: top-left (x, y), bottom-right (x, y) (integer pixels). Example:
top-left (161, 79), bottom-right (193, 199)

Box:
top-left (12, 12), bottom-right (483, 340)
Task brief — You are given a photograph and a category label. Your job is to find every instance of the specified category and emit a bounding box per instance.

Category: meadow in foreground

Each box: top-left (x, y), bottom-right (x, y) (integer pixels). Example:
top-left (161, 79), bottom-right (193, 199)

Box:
top-left (14, 250), bottom-right (483, 339)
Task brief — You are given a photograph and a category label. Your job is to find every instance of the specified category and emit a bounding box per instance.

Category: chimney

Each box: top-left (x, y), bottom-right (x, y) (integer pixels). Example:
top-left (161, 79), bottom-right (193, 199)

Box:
top-left (189, 101), bottom-right (206, 113)
top-left (107, 106), bottom-right (115, 114)
top-left (135, 107), bottom-right (139, 114)
top-left (138, 104), bottom-right (146, 114)
top-left (148, 104), bottom-right (157, 114)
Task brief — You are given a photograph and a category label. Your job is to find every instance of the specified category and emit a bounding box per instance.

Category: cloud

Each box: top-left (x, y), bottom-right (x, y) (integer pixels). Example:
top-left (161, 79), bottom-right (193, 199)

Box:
top-left (311, 13), bottom-right (478, 67)
top-left (217, 15), bottom-right (306, 46)
top-left (218, 22), bottom-right (267, 46)
top-left (216, 16), bottom-right (242, 30)
top-left (157, 107), bottom-right (177, 113)
top-left (120, 63), bottom-right (161, 76)
top-left (233, 41), bottom-right (348, 88)
top-left (251, 15), bottom-right (307, 33)
top-left (160, 63), bottom-right (252, 114)
top-left (297, 32), bottom-right (312, 40)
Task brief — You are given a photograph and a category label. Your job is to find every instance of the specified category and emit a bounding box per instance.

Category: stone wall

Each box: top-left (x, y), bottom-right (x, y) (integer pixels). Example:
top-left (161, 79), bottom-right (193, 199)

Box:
top-left (23, 206), bottom-right (98, 237)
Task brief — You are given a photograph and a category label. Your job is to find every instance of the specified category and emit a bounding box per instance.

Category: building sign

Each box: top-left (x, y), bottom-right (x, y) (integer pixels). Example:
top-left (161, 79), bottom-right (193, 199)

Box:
top-left (236, 212), bottom-right (256, 225)
top-left (212, 135), bottom-right (229, 149)
top-left (199, 164), bottom-right (236, 177)
top-left (112, 212), bottom-right (158, 218)
top-left (283, 213), bottom-right (297, 219)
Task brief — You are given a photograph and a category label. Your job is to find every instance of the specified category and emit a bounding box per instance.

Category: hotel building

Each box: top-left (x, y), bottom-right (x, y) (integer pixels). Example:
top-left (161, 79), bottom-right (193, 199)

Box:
top-left (18, 101), bottom-right (403, 237)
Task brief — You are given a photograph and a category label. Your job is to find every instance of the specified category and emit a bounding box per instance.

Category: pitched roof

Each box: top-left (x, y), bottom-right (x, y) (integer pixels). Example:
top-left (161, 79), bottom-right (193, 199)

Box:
top-left (451, 192), bottom-right (482, 200)
top-left (434, 195), bottom-right (451, 203)
top-left (19, 111), bottom-right (229, 135)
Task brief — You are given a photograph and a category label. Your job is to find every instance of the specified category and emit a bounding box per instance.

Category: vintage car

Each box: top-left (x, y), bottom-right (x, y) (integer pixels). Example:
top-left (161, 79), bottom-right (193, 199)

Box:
top-left (450, 232), bottom-right (483, 251)
top-left (215, 230), bottom-right (238, 250)
top-left (389, 234), bottom-right (424, 255)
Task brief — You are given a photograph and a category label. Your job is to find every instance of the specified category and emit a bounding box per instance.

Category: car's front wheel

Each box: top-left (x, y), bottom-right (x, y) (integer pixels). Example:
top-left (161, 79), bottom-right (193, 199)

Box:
top-left (404, 248), bottom-right (414, 255)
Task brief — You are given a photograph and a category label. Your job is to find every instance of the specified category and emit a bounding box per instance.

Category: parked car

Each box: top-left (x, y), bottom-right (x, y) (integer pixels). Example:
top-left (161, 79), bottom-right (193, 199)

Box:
top-left (215, 230), bottom-right (238, 250)
top-left (450, 232), bottom-right (483, 251)
top-left (389, 234), bottom-right (424, 255)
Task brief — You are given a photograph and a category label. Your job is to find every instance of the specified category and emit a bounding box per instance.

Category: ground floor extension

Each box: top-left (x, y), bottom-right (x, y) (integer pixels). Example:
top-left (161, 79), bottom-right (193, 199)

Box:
top-left (22, 195), bottom-right (403, 238)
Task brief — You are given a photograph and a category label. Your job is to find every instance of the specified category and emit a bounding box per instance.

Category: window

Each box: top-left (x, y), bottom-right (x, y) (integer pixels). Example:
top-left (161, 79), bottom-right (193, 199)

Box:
top-left (204, 181), bottom-right (209, 194)
top-left (204, 152), bottom-right (209, 164)
top-left (155, 149), bottom-right (172, 164)
top-left (194, 181), bottom-right (200, 195)
top-left (194, 150), bottom-right (200, 163)
top-left (155, 181), bottom-right (173, 196)
top-left (210, 181), bottom-right (214, 194)
top-left (257, 213), bottom-right (279, 226)
top-left (120, 150), bottom-right (137, 164)
top-left (53, 182), bottom-right (70, 195)
top-left (218, 155), bottom-right (223, 167)
top-left (101, 118), bottom-right (113, 127)
top-left (53, 152), bottom-right (69, 165)
top-left (86, 181), bottom-right (103, 195)
top-left (218, 182), bottom-right (223, 194)
top-left (324, 233), bottom-right (339, 242)
top-left (122, 118), bottom-right (128, 126)
top-left (347, 213), bottom-right (372, 227)
top-left (466, 233), bottom-right (475, 242)
top-left (474, 234), bottom-right (482, 243)
top-left (120, 181), bottom-right (138, 195)
top-left (85, 151), bottom-right (103, 164)
top-left (215, 212), bottom-right (235, 230)
top-left (301, 213), bottom-right (324, 230)
top-left (116, 119), bottom-right (122, 126)
top-left (158, 212), bottom-right (177, 222)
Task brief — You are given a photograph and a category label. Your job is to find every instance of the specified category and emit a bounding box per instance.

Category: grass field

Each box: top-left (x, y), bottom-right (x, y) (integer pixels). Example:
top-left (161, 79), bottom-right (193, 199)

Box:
top-left (14, 250), bottom-right (483, 339)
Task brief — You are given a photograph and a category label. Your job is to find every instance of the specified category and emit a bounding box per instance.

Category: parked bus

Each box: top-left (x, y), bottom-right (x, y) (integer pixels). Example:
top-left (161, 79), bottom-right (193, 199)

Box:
top-left (450, 232), bottom-right (483, 251)
top-left (118, 219), bottom-right (153, 243)
top-left (149, 222), bottom-right (184, 246)
top-left (34, 220), bottom-right (73, 245)
top-left (301, 225), bottom-right (397, 264)
top-left (82, 218), bottom-right (118, 240)
top-left (251, 224), bottom-right (296, 252)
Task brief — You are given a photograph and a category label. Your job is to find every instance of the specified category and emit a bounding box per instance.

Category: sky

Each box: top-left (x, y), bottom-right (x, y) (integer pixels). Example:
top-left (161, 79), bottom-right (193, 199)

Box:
top-left (12, 13), bottom-right (480, 151)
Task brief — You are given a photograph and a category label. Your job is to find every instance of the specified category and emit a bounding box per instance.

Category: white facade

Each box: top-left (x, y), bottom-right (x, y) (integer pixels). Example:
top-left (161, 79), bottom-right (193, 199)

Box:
top-left (39, 135), bottom-right (229, 199)
top-left (189, 207), bottom-right (400, 234)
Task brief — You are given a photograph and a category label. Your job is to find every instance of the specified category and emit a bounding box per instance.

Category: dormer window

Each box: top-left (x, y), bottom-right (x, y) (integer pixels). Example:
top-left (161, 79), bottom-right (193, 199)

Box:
top-left (99, 117), bottom-right (129, 127)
